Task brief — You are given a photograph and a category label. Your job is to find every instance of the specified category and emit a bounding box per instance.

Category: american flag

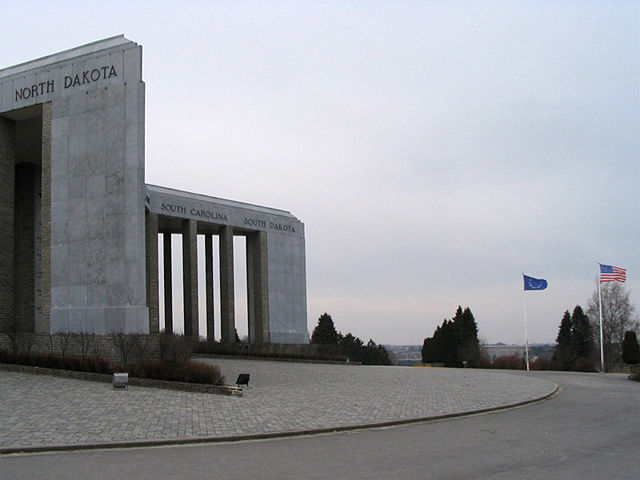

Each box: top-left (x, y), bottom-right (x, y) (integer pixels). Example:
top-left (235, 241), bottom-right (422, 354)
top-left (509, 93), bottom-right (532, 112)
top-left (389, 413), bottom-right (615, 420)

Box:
top-left (600, 264), bottom-right (626, 283)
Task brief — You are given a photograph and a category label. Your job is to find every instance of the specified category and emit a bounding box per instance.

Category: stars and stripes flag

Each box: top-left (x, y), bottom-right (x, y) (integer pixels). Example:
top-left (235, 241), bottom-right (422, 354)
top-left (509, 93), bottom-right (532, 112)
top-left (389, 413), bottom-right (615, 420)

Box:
top-left (599, 264), bottom-right (626, 283)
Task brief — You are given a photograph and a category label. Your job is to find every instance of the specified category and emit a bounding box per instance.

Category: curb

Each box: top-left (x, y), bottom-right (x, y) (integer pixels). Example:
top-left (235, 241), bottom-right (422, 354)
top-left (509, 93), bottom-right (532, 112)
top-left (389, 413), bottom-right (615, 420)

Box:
top-left (0, 383), bottom-right (560, 455)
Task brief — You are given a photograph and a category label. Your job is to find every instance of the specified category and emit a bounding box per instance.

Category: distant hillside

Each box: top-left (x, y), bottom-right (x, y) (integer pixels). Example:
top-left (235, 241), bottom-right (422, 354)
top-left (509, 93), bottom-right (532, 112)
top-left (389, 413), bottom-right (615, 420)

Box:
top-left (384, 345), bottom-right (422, 366)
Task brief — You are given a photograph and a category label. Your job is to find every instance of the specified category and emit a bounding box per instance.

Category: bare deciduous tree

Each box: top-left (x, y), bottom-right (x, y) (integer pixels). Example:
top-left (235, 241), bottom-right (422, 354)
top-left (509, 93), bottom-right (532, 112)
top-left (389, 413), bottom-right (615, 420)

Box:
top-left (587, 283), bottom-right (639, 369)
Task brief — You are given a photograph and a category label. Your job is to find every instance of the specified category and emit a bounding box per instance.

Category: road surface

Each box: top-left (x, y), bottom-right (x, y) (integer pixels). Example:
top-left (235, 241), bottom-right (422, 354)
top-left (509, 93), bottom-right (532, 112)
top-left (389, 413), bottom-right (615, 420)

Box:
top-left (1, 371), bottom-right (638, 479)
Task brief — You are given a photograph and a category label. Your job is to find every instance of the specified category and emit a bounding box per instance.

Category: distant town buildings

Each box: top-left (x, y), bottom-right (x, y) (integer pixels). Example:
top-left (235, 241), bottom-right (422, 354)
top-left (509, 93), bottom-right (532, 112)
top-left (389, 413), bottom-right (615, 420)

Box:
top-left (386, 344), bottom-right (555, 366)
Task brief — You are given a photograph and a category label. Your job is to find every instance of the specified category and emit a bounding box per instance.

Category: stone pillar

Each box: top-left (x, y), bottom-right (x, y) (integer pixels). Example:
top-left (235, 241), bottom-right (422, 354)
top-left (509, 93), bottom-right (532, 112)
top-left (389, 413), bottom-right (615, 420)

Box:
top-left (39, 103), bottom-right (51, 334)
top-left (247, 231), bottom-right (269, 343)
top-left (205, 233), bottom-right (215, 341)
top-left (182, 219), bottom-right (198, 338)
top-left (219, 225), bottom-right (235, 343)
top-left (145, 211), bottom-right (159, 333)
top-left (163, 232), bottom-right (173, 334)
top-left (0, 117), bottom-right (15, 332)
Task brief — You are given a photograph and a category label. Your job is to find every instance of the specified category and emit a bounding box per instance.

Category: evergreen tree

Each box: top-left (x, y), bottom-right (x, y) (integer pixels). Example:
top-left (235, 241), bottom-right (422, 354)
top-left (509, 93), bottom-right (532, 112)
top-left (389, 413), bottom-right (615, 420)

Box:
top-left (553, 310), bottom-right (576, 370)
top-left (421, 307), bottom-right (481, 367)
top-left (421, 335), bottom-right (437, 363)
top-left (340, 332), bottom-right (364, 362)
top-left (455, 307), bottom-right (481, 365)
top-left (337, 333), bottom-right (391, 365)
top-left (436, 319), bottom-right (458, 366)
top-left (622, 331), bottom-right (640, 364)
top-left (309, 312), bottom-right (391, 365)
top-left (570, 305), bottom-right (593, 359)
top-left (375, 343), bottom-right (392, 365)
top-left (310, 313), bottom-right (339, 345)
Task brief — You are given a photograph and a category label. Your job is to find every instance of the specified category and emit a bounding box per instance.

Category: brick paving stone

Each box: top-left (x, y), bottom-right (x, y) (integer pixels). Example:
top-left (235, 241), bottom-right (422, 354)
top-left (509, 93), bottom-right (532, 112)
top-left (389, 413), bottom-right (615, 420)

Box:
top-left (0, 358), bottom-right (556, 451)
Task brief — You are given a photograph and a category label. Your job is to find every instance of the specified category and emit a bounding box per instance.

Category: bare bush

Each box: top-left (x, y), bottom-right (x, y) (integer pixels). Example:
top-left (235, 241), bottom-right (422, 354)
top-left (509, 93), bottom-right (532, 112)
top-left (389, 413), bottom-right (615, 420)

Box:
top-left (75, 332), bottom-right (95, 360)
top-left (159, 334), bottom-right (194, 365)
top-left (58, 332), bottom-right (73, 358)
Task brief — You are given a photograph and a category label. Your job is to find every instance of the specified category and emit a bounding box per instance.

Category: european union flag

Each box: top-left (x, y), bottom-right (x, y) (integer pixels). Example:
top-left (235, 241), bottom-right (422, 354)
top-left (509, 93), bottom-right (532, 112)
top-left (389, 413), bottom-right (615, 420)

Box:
top-left (524, 274), bottom-right (548, 291)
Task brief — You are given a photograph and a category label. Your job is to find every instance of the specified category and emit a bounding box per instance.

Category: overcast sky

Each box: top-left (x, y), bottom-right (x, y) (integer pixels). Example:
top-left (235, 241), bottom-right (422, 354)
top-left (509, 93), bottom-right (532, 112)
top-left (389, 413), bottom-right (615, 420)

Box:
top-left (3, 1), bottom-right (638, 345)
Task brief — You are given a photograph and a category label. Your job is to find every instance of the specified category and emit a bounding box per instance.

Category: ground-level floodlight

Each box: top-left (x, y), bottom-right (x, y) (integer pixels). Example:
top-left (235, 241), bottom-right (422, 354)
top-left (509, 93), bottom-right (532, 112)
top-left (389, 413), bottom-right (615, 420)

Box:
top-left (236, 374), bottom-right (250, 387)
top-left (112, 373), bottom-right (129, 389)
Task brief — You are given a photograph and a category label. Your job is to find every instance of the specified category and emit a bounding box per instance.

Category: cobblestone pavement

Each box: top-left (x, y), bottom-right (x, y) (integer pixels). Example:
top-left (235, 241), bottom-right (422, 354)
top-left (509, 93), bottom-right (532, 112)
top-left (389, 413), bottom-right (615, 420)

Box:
top-left (0, 358), bottom-right (556, 451)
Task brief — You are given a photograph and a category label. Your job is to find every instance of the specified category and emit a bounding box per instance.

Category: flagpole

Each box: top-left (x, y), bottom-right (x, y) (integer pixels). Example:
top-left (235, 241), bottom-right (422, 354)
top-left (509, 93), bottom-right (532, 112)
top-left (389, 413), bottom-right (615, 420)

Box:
top-left (522, 274), bottom-right (530, 371)
top-left (598, 264), bottom-right (605, 372)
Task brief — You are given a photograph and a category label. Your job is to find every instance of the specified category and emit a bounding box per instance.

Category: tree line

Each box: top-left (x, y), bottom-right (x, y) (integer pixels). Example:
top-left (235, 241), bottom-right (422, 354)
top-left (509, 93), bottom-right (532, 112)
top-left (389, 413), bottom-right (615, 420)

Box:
top-left (558, 282), bottom-right (639, 370)
top-left (311, 283), bottom-right (638, 371)
top-left (421, 306), bottom-right (481, 367)
top-left (419, 283), bottom-right (639, 371)
top-left (310, 313), bottom-right (391, 365)
top-left (551, 305), bottom-right (595, 370)
top-left (585, 283), bottom-right (639, 368)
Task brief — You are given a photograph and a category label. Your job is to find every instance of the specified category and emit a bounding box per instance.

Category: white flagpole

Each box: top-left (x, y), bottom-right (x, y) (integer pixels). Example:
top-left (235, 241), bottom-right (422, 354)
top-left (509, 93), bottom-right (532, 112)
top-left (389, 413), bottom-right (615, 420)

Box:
top-left (598, 264), bottom-right (605, 372)
top-left (522, 275), bottom-right (530, 371)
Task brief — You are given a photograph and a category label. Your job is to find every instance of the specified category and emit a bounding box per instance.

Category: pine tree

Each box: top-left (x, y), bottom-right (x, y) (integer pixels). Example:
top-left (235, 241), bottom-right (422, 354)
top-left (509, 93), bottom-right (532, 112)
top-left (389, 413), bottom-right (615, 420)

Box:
top-left (437, 319), bottom-right (458, 366)
top-left (310, 313), bottom-right (339, 345)
top-left (553, 310), bottom-right (576, 370)
top-left (422, 320), bottom-right (448, 364)
top-left (422, 307), bottom-right (481, 367)
top-left (622, 331), bottom-right (640, 364)
top-left (570, 305), bottom-right (593, 359)
top-left (421, 335), bottom-right (437, 363)
top-left (340, 332), bottom-right (364, 362)
top-left (456, 307), bottom-right (480, 365)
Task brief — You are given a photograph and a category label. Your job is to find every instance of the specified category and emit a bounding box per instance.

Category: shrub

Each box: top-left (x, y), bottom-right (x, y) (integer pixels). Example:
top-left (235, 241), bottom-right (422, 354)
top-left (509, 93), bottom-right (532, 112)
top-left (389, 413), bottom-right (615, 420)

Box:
top-left (180, 361), bottom-right (225, 384)
top-left (622, 331), bottom-right (640, 364)
top-left (572, 356), bottom-right (597, 373)
top-left (492, 355), bottom-right (526, 370)
top-left (472, 357), bottom-right (492, 369)
top-left (159, 334), bottom-right (194, 364)
top-left (530, 357), bottom-right (551, 370)
top-left (128, 360), bottom-right (224, 385)
top-left (629, 366), bottom-right (640, 382)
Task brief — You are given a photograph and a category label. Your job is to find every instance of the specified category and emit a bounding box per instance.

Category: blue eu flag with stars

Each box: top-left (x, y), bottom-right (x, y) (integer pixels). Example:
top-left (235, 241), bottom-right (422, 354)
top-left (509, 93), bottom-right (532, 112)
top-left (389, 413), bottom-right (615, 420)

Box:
top-left (524, 275), bottom-right (548, 291)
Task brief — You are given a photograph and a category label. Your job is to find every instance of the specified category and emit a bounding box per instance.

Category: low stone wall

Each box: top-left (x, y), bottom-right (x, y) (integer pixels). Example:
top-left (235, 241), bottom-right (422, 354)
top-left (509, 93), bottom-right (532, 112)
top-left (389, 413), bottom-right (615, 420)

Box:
top-left (197, 342), bottom-right (347, 362)
top-left (609, 363), bottom-right (639, 374)
top-left (0, 362), bottom-right (242, 396)
top-left (0, 332), bottom-right (352, 365)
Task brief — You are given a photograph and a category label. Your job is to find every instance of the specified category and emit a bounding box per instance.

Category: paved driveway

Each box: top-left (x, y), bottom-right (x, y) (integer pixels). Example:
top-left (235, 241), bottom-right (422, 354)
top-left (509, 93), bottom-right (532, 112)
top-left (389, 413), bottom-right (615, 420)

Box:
top-left (0, 358), bottom-right (556, 452)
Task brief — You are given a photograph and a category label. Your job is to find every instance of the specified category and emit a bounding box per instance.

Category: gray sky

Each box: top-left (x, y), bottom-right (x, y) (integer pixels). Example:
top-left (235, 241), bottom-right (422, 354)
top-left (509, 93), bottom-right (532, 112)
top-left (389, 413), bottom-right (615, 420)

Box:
top-left (3, 1), bottom-right (638, 345)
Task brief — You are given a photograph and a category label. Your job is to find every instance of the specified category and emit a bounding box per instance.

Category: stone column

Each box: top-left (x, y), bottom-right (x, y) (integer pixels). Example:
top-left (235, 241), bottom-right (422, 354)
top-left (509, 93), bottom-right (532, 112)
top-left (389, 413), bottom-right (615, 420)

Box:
top-left (219, 225), bottom-right (235, 343)
top-left (145, 211), bottom-right (159, 333)
top-left (205, 233), bottom-right (215, 341)
top-left (163, 232), bottom-right (173, 334)
top-left (182, 219), bottom-right (199, 338)
top-left (247, 231), bottom-right (269, 343)
top-left (39, 104), bottom-right (51, 334)
top-left (0, 117), bottom-right (15, 332)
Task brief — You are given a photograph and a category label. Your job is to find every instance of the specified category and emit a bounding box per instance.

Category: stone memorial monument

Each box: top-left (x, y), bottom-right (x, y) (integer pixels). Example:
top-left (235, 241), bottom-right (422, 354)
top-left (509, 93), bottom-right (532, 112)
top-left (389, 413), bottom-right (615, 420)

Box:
top-left (0, 36), bottom-right (308, 346)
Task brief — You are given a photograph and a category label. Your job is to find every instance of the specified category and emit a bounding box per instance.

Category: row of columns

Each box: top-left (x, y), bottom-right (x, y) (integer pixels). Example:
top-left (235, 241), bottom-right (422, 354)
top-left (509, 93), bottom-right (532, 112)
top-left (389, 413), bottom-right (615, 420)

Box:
top-left (145, 212), bottom-right (269, 343)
